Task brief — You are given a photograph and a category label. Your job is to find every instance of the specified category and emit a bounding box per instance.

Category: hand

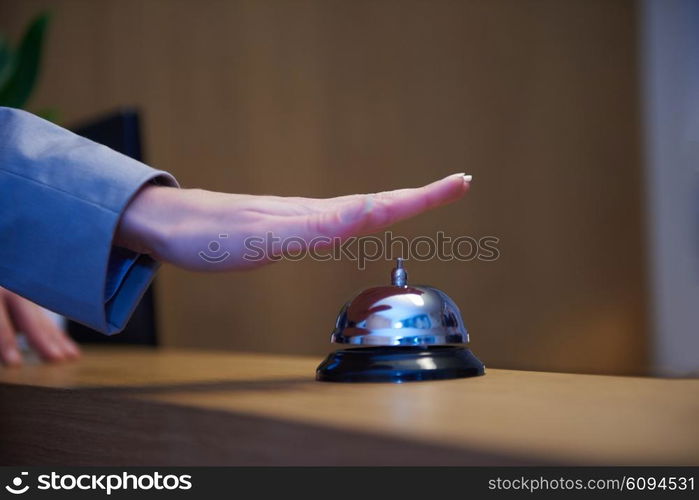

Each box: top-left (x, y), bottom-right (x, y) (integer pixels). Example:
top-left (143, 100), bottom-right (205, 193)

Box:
top-left (116, 173), bottom-right (472, 271)
top-left (0, 287), bottom-right (81, 366)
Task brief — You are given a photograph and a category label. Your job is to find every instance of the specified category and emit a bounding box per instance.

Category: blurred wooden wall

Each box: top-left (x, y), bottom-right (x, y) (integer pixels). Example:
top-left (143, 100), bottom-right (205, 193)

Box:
top-left (0, 0), bottom-right (648, 374)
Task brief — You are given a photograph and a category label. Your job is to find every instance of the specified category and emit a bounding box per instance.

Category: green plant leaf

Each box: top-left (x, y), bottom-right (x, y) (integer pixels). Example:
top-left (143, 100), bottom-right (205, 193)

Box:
top-left (0, 36), bottom-right (16, 91)
top-left (0, 12), bottom-right (50, 108)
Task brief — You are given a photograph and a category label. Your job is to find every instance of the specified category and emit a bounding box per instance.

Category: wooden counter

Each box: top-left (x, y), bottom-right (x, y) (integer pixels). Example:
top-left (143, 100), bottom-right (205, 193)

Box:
top-left (0, 347), bottom-right (697, 465)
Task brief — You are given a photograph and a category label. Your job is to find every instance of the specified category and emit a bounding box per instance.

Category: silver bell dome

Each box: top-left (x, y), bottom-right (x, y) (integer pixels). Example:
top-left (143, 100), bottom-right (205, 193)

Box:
top-left (331, 258), bottom-right (469, 346)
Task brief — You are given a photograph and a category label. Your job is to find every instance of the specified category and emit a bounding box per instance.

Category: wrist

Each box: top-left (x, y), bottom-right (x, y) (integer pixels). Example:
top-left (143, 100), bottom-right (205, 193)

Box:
top-left (114, 184), bottom-right (181, 257)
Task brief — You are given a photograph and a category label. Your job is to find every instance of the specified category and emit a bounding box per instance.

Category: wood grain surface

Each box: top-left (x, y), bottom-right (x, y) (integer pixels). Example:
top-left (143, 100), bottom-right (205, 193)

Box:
top-left (1, 347), bottom-right (696, 466)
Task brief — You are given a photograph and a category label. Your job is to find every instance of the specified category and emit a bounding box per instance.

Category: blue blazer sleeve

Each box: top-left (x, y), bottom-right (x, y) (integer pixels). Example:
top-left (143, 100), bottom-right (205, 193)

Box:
top-left (0, 107), bottom-right (178, 334)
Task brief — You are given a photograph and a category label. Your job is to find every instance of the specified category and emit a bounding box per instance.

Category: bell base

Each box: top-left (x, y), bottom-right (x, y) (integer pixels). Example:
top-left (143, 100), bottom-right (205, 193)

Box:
top-left (315, 345), bottom-right (485, 383)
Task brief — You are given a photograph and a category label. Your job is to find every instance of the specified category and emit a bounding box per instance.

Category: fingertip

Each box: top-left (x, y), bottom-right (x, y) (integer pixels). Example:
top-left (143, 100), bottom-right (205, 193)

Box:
top-left (437, 173), bottom-right (471, 202)
top-left (64, 339), bottom-right (81, 359)
top-left (2, 348), bottom-right (22, 367)
top-left (56, 337), bottom-right (80, 360)
top-left (45, 343), bottom-right (66, 362)
top-left (442, 172), bottom-right (470, 186)
top-left (442, 172), bottom-right (472, 186)
top-left (462, 178), bottom-right (471, 194)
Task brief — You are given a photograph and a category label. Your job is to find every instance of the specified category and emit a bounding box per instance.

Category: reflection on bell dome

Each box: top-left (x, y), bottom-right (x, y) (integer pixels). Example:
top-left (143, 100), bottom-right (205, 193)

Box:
top-left (330, 272), bottom-right (469, 346)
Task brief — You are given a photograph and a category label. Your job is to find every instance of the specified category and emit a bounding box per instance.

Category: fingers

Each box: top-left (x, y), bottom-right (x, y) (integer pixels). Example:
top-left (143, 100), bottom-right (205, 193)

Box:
top-left (364, 172), bottom-right (471, 228)
top-left (4, 293), bottom-right (80, 363)
top-left (0, 296), bottom-right (21, 366)
top-left (35, 308), bottom-right (81, 361)
top-left (289, 172), bottom-right (470, 211)
top-left (277, 173), bottom-right (471, 243)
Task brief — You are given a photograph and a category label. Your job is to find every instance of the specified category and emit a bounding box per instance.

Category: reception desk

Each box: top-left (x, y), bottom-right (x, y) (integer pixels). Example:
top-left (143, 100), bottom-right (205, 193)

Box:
top-left (0, 347), bottom-right (697, 465)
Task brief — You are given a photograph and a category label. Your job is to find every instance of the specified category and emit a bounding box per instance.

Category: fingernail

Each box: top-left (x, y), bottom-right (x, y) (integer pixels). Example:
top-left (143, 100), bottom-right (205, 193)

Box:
top-left (463, 174), bottom-right (473, 183)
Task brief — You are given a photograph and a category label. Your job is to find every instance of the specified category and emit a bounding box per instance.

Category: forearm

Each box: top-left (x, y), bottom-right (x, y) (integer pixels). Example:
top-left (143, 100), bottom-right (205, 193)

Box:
top-left (0, 107), bottom-right (178, 333)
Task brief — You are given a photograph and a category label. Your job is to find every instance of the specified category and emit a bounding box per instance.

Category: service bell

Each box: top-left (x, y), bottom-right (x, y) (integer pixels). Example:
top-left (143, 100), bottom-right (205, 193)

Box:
top-left (316, 258), bottom-right (485, 382)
